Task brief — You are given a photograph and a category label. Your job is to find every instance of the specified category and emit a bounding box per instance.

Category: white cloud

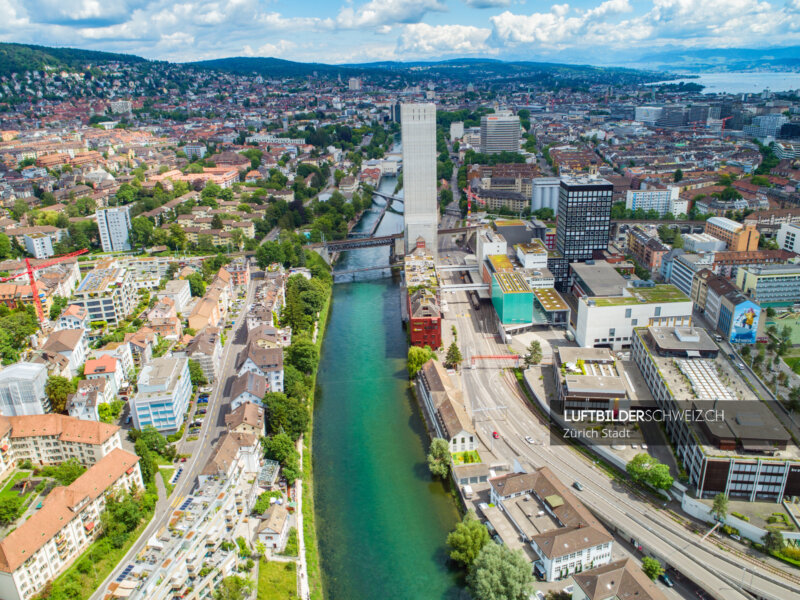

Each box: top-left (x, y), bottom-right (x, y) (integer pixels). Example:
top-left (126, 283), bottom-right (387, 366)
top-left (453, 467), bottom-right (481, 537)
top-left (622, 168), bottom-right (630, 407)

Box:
top-left (398, 23), bottom-right (492, 54)
top-left (462, 0), bottom-right (510, 8)
top-left (336, 0), bottom-right (446, 29)
top-left (157, 31), bottom-right (194, 48)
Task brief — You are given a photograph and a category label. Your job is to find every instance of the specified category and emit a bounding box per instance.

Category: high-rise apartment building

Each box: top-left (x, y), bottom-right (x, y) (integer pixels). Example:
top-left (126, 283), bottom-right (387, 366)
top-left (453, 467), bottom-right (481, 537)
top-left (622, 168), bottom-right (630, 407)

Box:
top-left (480, 113), bottom-right (521, 154)
top-left (556, 176), bottom-right (613, 264)
top-left (401, 103), bottom-right (438, 257)
top-left (96, 205), bottom-right (132, 252)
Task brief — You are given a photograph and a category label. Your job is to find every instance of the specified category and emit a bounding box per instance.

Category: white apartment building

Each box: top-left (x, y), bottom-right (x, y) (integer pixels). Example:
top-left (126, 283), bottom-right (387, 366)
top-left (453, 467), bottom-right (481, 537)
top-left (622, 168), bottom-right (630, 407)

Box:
top-left (476, 228), bottom-right (507, 262)
top-left (84, 355), bottom-right (124, 398)
top-left (0, 414), bottom-right (123, 479)
top-left (40, 329), bottom-right (87, 378)
top-left (73, 262), bottom-right (137, 325)
top-left (0, 363), bottom-right (49, 416)
top-left (625, 187), bottom-right (684, 217)
top-left (480, 113), bottom-right (521, 154)
top-left (22, 233), bottom-right (54, 259)
top-left (489, 469), bottom-right (613, 581)
top-left (92, 342), bottom-right (136, 382)
top-left (132, 357), bottom-right (192, 433)
top-left (158, 279), bottom-right (192, 314)
top-left (777, 222), bottom-right (800, 254)
top-left (401, 102), bottom-right (439, 257)
top-left (0, 448), bottom-right (141, 600)
top-left (96, 206), bottom-right (132, 252)
top-left (55, 305), bottom-right (89, 331)
top-left (236, 343), bottom-right (284, 393)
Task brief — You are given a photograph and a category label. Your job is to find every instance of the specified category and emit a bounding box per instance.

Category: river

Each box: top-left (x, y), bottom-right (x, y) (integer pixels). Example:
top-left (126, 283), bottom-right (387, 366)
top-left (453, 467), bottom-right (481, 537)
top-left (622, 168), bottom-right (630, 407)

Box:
top-left (312, 174), bottom-right (462, 600)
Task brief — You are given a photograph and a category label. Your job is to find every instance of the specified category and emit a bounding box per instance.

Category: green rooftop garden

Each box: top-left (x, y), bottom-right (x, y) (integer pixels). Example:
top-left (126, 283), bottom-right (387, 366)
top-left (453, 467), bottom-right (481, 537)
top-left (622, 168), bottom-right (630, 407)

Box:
top-left (591, 285), bottom-right (689, 307)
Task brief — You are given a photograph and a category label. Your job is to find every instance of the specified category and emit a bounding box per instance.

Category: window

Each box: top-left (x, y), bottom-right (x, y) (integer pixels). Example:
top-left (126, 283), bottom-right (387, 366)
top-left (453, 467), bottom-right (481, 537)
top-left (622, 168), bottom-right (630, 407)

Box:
top-left (625, 308), bottom-right (632, 318)
top-left (654, 307), bottom-right (661, 316)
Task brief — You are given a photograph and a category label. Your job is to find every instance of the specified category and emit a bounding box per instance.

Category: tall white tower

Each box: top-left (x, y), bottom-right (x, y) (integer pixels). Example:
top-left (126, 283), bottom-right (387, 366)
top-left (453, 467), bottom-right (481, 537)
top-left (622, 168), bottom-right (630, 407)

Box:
top-left (401, 102), bottom-right (438, 258)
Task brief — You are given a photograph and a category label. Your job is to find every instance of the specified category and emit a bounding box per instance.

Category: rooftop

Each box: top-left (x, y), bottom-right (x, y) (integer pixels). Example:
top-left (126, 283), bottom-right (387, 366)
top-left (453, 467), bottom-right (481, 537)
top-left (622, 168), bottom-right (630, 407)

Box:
top-left (495, 272), bottom-right (531, 294)
top-left (589, 284), bottom-right (689, 307)
top-left (533, 288), bottom-right (568, 312)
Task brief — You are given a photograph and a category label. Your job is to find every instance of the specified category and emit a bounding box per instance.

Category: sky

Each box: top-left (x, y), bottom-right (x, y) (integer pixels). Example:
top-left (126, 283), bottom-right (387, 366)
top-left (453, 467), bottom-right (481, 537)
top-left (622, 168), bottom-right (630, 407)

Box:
top-left (1, 0), bottom-right (799, 64)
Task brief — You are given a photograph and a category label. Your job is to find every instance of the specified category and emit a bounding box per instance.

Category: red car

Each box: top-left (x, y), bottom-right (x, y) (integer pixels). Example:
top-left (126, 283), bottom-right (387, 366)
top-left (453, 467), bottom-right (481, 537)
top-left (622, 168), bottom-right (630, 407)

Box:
top-left (492, 431), bottom-right (500, 439)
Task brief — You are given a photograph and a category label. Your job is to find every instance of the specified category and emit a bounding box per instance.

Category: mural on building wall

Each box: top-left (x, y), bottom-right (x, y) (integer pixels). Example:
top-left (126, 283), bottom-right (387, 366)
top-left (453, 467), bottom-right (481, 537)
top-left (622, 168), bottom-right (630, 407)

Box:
top-left (730, 302), bottom-right (760, 344)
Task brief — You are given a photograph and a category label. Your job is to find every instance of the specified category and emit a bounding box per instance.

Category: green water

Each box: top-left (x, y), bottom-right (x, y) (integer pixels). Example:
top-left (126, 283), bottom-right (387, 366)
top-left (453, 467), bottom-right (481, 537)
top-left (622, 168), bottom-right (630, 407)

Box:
top-left (313, 178), bottom-right (461, 600)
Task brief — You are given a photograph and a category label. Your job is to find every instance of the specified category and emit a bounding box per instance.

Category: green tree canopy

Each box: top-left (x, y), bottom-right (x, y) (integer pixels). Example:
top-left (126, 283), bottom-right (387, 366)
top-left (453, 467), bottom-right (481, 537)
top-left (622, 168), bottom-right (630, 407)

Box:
top-left (286, 339), bottom-right (319, 374)
top-left (214, 575), bottom-right (254, 600)
top-left (46, 375), bottom-right (76, 414)
top-left (712, 493), bottom-right (729, 521)
top-left (468, 543), bottom-right (533, 600)
top-left (408, 345), bottom-right (435, 378)
top-left (524, 340), bottom-right (543, 367)
top-left (447, 510), bottom-right (490, 569)
top-left (445, 342), bottom-right (463, 369)
top-left (427, 437), bottom-right (451, 479)
top-left (641, 557), bottom-right (664, 580)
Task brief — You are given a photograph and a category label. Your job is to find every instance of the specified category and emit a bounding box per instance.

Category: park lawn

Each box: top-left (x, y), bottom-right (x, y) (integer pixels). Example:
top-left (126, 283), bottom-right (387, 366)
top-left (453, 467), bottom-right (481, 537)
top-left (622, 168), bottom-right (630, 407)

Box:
top-left (257, 560), bottom-right (297, 600)
top-left (152, 454), bottom-right (173, 467)
top-left (47, 508), bottom-right (154, 599)
top-left (783, 354), bottom-right (800, 375)
top-left (0, 470), bottom-right (32, 501)
top-left (160, 468), bottom-right (175, 496)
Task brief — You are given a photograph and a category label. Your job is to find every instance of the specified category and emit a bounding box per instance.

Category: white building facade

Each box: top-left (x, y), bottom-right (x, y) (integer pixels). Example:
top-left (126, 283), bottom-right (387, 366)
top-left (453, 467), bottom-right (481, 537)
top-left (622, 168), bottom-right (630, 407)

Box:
top-left (401, 103), bottom-right (438, 257)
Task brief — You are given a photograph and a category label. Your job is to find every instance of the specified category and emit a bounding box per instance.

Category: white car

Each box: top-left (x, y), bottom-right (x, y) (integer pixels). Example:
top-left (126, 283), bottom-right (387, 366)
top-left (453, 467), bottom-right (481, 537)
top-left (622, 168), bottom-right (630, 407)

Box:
top-left (525, 436), bottom-right (535, 444)
top-left (641, 443), bottom-right (648, 450)
top-left (631, 444), bottom-right (638, 449)
top-left (535, 592), bottom-right (546, 600)
top-left (562, 586), bottom-right (573, 594)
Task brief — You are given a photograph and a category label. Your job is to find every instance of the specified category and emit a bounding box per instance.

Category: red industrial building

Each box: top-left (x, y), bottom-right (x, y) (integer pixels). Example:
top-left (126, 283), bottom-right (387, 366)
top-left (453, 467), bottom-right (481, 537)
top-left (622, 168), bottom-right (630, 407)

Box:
top-left (407, 288), bottom-right (442, 349)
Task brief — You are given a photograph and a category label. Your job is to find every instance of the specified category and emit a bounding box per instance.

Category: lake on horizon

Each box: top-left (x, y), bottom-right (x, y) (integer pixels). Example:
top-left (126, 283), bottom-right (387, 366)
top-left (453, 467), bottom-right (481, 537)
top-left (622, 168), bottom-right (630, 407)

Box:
top-left (650, 72), bottom-right (800, 95)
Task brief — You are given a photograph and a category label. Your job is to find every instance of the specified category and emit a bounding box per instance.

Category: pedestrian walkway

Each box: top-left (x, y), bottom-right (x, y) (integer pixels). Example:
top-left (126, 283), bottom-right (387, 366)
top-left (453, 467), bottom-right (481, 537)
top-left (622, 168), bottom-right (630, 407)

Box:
top-left (295, 439), bottom-right (310, 600)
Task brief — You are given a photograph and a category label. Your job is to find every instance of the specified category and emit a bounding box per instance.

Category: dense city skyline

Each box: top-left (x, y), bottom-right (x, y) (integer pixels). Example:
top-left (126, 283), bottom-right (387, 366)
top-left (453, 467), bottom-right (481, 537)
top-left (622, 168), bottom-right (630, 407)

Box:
top-left (1, 0), bottom-right (800, 64)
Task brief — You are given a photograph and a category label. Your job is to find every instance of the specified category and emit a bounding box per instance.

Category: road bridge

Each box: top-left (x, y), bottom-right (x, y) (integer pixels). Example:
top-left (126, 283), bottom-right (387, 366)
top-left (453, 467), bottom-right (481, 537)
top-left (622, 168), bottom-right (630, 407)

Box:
top-left (307, 226), bottom-right (480, 252)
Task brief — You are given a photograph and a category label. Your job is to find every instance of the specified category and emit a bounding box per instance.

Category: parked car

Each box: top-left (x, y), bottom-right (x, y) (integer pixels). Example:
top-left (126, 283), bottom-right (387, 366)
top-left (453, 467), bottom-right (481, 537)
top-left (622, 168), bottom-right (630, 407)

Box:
top-left (573, 481), bottom-right (584, 491)
top-left (525, 436), bottom-right (535, 444)
top-left (492, 431), bottom-right (500, 439)
top-left (660, 573), bottom-right (674, 587)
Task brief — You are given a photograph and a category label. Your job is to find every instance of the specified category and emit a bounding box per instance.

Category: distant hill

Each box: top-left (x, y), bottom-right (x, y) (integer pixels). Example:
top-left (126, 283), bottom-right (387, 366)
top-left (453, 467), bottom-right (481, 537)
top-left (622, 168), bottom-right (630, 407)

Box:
top-left (186, 56), bottom-right (384, 79)
top-left (634, 46), bottom-right (800, 72)
top-left (0, 43), bottom-right (146, 77)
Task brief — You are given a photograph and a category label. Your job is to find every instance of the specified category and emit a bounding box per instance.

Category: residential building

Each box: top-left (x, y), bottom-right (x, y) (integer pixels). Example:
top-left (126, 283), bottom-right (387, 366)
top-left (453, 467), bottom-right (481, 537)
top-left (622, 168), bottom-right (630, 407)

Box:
top-left (236, 342), bottom-right (283, 393)
top-left (531, 177), bottom-right (560, 216)
top-left (480, 113), bottom-right (520, 154)
top-left (682, 233), bottom-right (727, 253)
top-left (669, 253), bottom-right (714, 296)
top-left (743, 114), bottom-right (788, 140)
top-left (415, 359), bottom-right (476, 453)
top-left (626, 227), bottom-right (669, 272)
top-left (96, 206), bottom-right (133, 252)
top-left (475, 228), bottom-right (507, 262)
top-left (632, 326), bottom-right (799, 502)
top-left (401, 102), bottom-right (438, 258)
top-left (256, 504), bottom-right (290, 551)
top-left (146, 297), bottom-right (182, 339)
top-left (22, 233), bottom-right (54, 259)
top-left (92, 341), bottom-right (135, 382)
top-left (55, 304), bottom-right (89, 331)
top-left (157, 279), bottom-right (191, 314)
top-left (737, 264), bottom-right (800, 307)
top-left (573, 559), bottom-right (669, 600)
top-left (230, 372), bottom-right (267, 411)
top-left (489, 468), bottom-right (613, 581)
top-left (0, 449), bottom-right (141, 600)
top-left (66, 380), bottom-right (107, 421)
top-left (132, 357), bottom-right (192, 433)
top-left (184, 327), bottom-right (222, 381)
top-left (625, 187), bottom-right (684, 217)
top-left (407, 288), bottom-right (442, 349)
top-left (555, 176), bottom-right (613, 287)
top-left (84, 355), bottom-right (123, 398)
top-left (776, 222), bottom-right (800, 254)
top-left (704, 216), bottom-right (759, 252)
top-left (198, 431), bottom-right (260, 487)
top-left (0, 363), bottom-right (49, 416)
top-left (40, 328), bottom-right (86, 377)
top-left (73, 262), bottom-right (137, 325)
top-left (225, 258), bottom-right (251, 288)
top-left (225, 402), bottom-right (265, 436)
top-left (1, 413), bottom-right (122, 474)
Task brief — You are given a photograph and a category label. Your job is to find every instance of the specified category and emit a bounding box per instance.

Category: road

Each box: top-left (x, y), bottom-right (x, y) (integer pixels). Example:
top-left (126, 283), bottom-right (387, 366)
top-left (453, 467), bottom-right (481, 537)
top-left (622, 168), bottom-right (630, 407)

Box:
top-left (91, 276), bottom-right (258, 600)
top-left (436, 234), bottom-right (800, 600)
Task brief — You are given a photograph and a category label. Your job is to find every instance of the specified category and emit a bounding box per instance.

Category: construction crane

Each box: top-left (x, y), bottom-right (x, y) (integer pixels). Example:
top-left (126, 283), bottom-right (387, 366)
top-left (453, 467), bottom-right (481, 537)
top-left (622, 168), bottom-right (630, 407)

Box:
top-left (462, 186), bottom-right (485, 216)
top-left (720, 116), bottom-right (733, 130)
top-left (0, 249), bottom-right (88, 325)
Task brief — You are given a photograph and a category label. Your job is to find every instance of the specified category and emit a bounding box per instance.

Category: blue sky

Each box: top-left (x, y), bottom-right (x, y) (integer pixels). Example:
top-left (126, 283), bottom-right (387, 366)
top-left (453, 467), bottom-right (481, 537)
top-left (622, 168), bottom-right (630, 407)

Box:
top-left (1, 0), bottom-right (799, 64)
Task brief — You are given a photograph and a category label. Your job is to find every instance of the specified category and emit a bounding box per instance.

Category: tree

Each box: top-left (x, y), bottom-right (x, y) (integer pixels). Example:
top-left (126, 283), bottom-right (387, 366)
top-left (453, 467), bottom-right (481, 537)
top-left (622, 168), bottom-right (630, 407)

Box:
top-left (263, 392), bottom-right (309, 440)
top-left (131, 216), bottom-right (154, 248)
top-left (647, 464), bottom-right (674, 491)
top-left (673, 168), bottom-right (683, 182)
top-left (641, 556), bottom-right (664, 580)
top-left (626, 453), bottom-right (673, 490)
top-left (766, 307), bottom-right (777, 318)
top-left (468, 543), bottom-right (533, 600)
top-left (625, 452), bottom-right (652, 483)
top-left (712, 493), bottom-right (729, 521)
top-left (0, 496), bottom-right (23, 525)
top-left (256, 241), bottom-right (285, 269)
top-left (408, 346), bottom-right (434, 378)
top-left (763, 529), bottom-right (785, 553)
top-left (427, 437), bottom-right (451, 479)
top-left (48, 295), bottom-right (68, 320)
top-left (213, 575), bottom-right (254, 600)
top-left (286, 339), bottom-right (319, 374)
top-left (0, 234), bottom-right (11, 260)
top-left (211, 214), bottom-right (224, 230)
top-left (263, 431), bottom-right (296, 464)
top-left (447, 510), bottom-right (490, 569)
top-left (672, 231), bottom-right (684, 249)
top-left (188, 359), bottom-right (207, 387)
top-left (445, 342), bottom-right (463, 369)
top-left (168, 223), bottom-right (187, 251)
top-left (187, 272), bottom-right (206, 297)
top-left (524, 340), bottom-right (543, 367)
top-left (46, 375), bottom-right (76, 414)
